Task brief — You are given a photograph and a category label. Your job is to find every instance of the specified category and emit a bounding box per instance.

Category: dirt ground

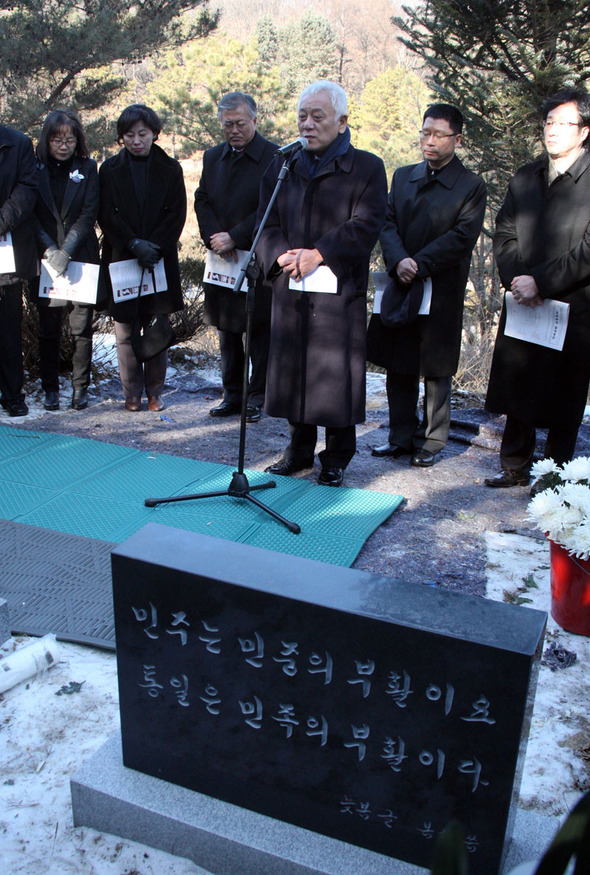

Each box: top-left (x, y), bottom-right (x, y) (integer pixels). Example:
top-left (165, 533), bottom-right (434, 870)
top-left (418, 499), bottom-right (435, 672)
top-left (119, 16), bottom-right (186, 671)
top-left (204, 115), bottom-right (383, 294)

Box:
top-left (12, 356), bottom-right (590, 598)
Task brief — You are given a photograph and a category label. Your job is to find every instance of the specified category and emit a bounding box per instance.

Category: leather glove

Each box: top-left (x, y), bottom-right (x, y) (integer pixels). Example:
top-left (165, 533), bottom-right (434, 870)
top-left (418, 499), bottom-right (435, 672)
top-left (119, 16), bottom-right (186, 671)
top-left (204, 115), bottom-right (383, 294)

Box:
top-left (44, 246), bottom-right (71, 277)
top-left (129, 238), bottom-right (161, 269)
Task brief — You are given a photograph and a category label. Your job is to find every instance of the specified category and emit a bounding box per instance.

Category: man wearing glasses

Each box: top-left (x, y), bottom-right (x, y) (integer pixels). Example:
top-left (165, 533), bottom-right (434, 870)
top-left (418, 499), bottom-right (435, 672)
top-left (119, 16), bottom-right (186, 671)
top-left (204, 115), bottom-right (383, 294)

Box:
top-left (485, 88), bottom-right (590, 488)
top-left (369, 104), bottom-right (486, 468)
top-left (195, 92), bottom-right (275, 422)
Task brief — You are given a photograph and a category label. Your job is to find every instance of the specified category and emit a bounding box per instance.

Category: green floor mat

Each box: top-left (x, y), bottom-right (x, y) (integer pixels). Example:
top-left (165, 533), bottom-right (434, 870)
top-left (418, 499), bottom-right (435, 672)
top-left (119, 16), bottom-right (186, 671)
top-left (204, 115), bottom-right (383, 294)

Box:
top-left (0, 425), bottom-right (403, 566)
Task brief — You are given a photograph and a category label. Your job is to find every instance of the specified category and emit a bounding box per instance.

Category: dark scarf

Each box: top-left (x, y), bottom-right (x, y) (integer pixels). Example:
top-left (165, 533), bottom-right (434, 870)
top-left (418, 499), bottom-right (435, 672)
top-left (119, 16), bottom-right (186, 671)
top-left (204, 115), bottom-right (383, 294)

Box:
top-left (126, 149), bottom-right (152, 211)
top-left (299, 127), bottom-right (351, 178)
top-left (47, 155), bottom-right (74, 212)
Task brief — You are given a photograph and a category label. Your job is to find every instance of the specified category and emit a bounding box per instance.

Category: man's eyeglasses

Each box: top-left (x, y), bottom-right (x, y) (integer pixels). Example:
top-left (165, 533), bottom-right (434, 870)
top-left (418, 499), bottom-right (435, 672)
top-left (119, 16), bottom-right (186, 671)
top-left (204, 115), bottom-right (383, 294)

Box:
top-left (419, 129), bottom-right (458, 141)
top-left (543, 120), bottom-right (581, 129)
top-left (222, 120), bottom-right (250, 131)
top-left (50, 137), bottom-right (76, 146)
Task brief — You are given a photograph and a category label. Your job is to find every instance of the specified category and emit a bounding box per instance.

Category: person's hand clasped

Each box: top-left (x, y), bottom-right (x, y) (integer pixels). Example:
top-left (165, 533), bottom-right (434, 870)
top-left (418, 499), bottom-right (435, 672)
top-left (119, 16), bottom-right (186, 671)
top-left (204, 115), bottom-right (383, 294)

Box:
top-left (210, 231), bottom-right (238, 261)
top-left (44, 246), bottom-right (70, 277)
top-left (511, 274), bottom-right (543, 308)
top-left (396, 256), bottom-right (418, 285)
top-left (278, 248), bottom-right (323, 282)
top-left (129, 238), bottom-right (161, 269)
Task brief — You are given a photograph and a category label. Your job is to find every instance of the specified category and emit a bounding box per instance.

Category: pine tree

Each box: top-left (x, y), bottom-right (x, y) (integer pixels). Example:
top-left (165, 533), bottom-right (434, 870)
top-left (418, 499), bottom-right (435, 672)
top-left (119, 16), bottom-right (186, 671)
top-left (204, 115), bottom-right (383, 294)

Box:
top-left (0, 0), bottom-right (219, 133)
top-left (395, 0), bottom-right (590, 205)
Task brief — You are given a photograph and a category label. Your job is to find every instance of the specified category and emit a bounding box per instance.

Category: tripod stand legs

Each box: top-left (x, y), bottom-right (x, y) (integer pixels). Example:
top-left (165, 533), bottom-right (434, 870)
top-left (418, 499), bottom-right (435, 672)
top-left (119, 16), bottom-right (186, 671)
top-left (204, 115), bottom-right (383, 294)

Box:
top-left (145, 471), bottom-right (301, 534)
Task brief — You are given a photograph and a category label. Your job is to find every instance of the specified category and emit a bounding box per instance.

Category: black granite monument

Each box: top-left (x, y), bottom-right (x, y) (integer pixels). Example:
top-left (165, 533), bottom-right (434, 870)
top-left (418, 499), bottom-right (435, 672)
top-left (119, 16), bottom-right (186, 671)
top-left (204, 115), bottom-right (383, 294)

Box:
top-left (111, 522), bottom-right (546, 874)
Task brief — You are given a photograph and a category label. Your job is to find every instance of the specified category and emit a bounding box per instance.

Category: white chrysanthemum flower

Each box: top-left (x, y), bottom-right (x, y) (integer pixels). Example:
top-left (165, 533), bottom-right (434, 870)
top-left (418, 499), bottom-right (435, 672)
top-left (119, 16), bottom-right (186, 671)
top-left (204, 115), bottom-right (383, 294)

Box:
top-left (530, 458), bottom-right (558, 481)
top-left (528, 487), bottom-right (565, 522)
top-left (559, 483), bottom-right (590, 514)
top-left (560, 457), bottom-right (590, 483)
top-left (565, 520), bottom-right (590, 560)
top-left (527, 461), bottom-right (590, 552)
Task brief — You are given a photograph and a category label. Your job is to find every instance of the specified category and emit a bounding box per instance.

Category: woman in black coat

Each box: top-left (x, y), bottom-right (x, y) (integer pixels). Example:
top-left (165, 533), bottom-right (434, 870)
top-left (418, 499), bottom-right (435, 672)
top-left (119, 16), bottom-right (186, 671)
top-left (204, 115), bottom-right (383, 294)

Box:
top-left (99, 104), bottom-right (186, 412)
top-left (32, 109), bottom-right (100, 411)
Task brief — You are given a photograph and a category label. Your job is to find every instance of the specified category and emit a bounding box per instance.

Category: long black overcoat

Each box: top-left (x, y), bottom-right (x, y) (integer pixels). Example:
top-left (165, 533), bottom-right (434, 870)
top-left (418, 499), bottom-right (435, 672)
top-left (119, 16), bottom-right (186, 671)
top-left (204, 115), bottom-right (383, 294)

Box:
top-left (486, 152), bottom-right (590, 429)
top-left (368, 155), bottom-right (486, 376)
top-left (0, 125), bottom-right (39, 280)
top-left (31, 156), bottom-right (101, 308)
top-left (98, 144), bottom-right (186, 322)
top-left (255, 144), bottom-right (387, 428)
top-left (194, 131), bottom-right (276, 333)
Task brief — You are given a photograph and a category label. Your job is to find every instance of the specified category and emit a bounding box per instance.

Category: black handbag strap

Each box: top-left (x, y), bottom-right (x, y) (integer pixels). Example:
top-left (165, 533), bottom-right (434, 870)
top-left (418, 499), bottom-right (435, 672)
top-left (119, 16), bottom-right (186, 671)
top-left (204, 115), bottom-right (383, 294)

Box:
top-left (132, 266), bottom-right (157, 328)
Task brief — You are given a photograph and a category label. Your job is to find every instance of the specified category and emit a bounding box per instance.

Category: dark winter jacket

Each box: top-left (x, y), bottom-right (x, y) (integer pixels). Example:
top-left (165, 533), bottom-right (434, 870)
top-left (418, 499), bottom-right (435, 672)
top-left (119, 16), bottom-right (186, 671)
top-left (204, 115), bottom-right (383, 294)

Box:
top-left (368, 155), bottom-right (486, 376)
top-left (486, 151), bottom-right (590, 429)
top-left (255, 143), bottom-right (387, 427)
top-left (99, 144), bottom-right (186, 321)
top-left (0, 124), bottom-right (39, 280)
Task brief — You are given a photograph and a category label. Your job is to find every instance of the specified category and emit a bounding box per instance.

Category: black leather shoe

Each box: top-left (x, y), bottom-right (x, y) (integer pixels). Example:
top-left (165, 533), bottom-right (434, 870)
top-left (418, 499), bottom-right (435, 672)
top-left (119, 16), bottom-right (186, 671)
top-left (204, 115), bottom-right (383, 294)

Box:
top-left (371, 442), bottom-right (410, 458)
top-left (318, 467), bottom-right (344, 487)
top-left (71, 388), bottom-right (88, 410)
top-left (411, 449), bottom-right (435, 468)
top-left (246, 405), bottom-right (262, 423)
top-left (265, 457), bottom-right (315, 476)
top-left (2, 398), bottom-right (28, 417)
top-left (43, 391), bottom-right (60, 411)
top-left (209, 401), bottom-right (241, 417)
top-left (485, 469), bottom-right (530, 488)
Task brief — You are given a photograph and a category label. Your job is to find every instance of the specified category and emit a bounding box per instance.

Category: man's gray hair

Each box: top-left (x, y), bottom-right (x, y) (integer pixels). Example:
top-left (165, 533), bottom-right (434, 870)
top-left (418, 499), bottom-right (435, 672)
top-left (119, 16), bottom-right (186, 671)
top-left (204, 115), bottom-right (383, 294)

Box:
top-left (218, 92), bottom-right (257, 120)
top-left (298, 80), bottom-right (347, 119)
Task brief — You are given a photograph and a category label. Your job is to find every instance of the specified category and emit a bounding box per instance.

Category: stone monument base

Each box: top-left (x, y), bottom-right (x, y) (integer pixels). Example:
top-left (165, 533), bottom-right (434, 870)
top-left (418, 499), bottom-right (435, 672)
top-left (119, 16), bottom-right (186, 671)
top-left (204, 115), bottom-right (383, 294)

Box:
top-left (71, 734), bottom-right (553, 875)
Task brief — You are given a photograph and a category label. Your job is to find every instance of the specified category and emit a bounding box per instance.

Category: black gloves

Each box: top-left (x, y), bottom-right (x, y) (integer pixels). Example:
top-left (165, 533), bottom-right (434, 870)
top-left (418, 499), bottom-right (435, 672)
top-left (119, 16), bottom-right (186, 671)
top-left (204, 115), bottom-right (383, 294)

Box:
top-left (44, 246), bottom-right (71, 277)
top-left (129, 238), bottom-right (161, 269)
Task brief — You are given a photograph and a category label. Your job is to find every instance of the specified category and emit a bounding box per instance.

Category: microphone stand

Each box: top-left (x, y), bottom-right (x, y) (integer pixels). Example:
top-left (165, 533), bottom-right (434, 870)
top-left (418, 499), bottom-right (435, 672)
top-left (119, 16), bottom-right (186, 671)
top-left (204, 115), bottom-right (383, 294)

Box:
top-left (145, 150), bottom-right (302, 534)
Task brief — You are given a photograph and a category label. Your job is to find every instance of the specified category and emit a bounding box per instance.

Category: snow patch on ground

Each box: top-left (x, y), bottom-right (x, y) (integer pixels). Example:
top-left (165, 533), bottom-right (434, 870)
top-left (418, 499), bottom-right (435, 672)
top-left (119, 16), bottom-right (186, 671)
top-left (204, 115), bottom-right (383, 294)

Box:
top-left (485, 532), bottom-right (590, 817)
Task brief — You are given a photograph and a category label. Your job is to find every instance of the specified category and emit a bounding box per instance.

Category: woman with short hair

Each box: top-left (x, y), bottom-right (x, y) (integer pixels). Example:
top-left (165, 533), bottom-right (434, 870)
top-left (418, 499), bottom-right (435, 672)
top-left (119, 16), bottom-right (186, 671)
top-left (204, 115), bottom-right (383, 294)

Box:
top-left (98, 104), bottom-right (186, 412)
top-left (32, 108), bottom-right (100, 411)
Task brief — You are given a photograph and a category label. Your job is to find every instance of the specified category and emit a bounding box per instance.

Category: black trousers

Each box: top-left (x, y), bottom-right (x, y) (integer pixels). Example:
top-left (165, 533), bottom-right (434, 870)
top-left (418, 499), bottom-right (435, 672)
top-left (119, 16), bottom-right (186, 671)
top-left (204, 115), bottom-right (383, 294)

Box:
top-left (386, 372), bottom-right (452, 454)
top-left (0, 282), bottom-right (24, 403)
top-left (285, 422), bottom-right (357, 470)
top-left (38, 303), bottom-right (93, 392)
top-left (500, 415), bottom-right (581, 472)
top-left (218, 324), bottom-right (269, 408)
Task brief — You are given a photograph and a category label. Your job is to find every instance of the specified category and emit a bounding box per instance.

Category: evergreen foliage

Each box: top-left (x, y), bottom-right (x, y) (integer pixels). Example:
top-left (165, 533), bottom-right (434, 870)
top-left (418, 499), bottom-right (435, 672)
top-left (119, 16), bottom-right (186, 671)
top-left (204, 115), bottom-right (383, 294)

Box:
top-left (149, 11), bottom-right (343, 153)
top-left (149, 34), bottom-right (293, 154)
top-left (0, 0), bottom-right (219, 135)
top-left (395, 0), bottom-right (590, 206)
top-left (351, 66), bottom-right (429, 177)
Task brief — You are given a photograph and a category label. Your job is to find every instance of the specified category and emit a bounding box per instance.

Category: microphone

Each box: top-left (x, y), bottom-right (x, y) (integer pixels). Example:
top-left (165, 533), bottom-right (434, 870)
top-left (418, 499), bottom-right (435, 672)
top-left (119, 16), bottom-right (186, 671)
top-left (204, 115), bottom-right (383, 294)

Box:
top-left (276, 136), bottom-right (308, 157)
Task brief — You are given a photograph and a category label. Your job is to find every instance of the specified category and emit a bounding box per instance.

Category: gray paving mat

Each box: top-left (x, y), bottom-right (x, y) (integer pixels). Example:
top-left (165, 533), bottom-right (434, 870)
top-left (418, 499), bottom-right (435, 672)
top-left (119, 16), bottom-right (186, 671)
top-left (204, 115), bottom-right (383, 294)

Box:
top-left (0, 518), bottom-right (116, 650)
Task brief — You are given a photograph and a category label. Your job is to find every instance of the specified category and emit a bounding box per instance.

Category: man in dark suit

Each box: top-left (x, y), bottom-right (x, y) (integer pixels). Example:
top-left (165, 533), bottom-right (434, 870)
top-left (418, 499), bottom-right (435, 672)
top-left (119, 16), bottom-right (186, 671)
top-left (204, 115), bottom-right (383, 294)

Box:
top-left (368, 104), bottom-right (486, 467)
top-left (256, 80), bottom-right (387, 487)
top-left (485, 88), bottom-right (590, 488)
top-left (0, 124), bottom-right (39, 417)
top-left (195, 92), bottom-right (276, 423)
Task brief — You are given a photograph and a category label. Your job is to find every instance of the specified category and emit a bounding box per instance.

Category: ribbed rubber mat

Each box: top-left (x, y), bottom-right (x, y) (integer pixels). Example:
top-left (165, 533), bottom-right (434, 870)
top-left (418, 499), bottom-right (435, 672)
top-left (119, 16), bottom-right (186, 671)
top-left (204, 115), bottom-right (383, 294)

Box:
top-left (0, 519), bottom-right (116, 649)
top-left (0, 426), bottom-right (403, 645)
top-left (0, 428), bottom-right (402, 560)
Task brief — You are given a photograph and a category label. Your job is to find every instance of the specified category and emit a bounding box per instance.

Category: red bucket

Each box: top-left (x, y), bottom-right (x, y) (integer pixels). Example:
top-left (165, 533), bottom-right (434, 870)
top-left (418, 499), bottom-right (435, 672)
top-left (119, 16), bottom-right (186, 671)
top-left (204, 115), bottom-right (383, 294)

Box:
top-left (550, 539), bottom-right (590, 636)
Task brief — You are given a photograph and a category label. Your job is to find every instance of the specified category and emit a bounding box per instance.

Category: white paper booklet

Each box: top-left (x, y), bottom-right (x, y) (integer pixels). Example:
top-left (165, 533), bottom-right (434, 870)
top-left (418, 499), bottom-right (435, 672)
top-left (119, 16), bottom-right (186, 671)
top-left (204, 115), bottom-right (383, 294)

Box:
top-left (0, 231), bottom-right (16, 274)
top-left (109, 258), bottom-right (167, 303)
top-left (418, 276), bottom-right (432, 315)
top-left (371, 271), bottom-right (388, 314)
top-left (289, 264), bottom-right (338, 294)
top-left (39, 260), bottom-right (99, 304)
top-left (204, 249), bottom-right (248, 292)
top-left (371, 271), bottom-right (431, 315)
top-left (504, 291), bottom-right (570, 351)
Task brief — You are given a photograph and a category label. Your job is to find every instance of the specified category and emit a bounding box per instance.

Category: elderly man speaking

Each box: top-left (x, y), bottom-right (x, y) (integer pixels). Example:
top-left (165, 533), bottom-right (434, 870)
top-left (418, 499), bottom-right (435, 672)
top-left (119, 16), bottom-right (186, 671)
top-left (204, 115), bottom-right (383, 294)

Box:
top-left (256, 80), bottom-right (387, 487)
